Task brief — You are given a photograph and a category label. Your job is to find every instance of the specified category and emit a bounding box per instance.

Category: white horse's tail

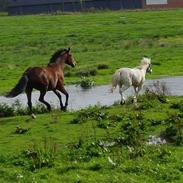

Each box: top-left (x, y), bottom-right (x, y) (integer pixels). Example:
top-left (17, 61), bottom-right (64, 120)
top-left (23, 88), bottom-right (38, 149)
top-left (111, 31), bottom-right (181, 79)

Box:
top-left (111, 70), bottom-right (120, 93)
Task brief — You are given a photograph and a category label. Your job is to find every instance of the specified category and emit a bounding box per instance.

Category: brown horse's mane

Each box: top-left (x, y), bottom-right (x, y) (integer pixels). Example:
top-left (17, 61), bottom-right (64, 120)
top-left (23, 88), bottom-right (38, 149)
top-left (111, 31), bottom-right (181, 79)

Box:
top-left (49, 48), bottom-right (68, 63)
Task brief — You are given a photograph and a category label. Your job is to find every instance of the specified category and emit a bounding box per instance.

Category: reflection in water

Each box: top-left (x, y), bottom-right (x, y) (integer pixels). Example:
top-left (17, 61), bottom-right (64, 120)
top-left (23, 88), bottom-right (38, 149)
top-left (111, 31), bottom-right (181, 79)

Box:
top-left (0, 76), bottom-right (183, 111)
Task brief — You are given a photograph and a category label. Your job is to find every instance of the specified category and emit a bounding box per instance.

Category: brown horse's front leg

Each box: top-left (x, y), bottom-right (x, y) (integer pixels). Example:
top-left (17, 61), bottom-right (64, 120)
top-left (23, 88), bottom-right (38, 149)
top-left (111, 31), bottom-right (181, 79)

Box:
top-left (56, 81), bottom-right (69, 111)
top-left (53, 89), bottom-right (64, 110)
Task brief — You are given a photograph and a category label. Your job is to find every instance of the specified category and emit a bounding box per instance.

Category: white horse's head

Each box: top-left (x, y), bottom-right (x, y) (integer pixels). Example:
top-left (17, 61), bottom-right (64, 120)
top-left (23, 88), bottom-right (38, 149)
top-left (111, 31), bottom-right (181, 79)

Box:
top-left (140, 57), bottom-right (152, 73)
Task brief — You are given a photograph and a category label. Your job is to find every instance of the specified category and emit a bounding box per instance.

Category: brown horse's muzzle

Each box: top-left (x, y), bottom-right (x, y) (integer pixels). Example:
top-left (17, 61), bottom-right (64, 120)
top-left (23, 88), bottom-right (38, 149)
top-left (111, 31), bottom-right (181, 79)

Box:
top-left (71, 62), bottom-right (76, 67)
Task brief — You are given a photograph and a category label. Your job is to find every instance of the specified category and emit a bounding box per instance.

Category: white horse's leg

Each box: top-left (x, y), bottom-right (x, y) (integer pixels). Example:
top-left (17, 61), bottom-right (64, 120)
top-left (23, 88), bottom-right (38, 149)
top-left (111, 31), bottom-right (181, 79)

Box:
top-left (119, 85), bottom-right (130, 105)
top-left (133, 87), bottom-right (138, 103)
top-left (133, 85), bottom-right (143, 103)
top-left (137, 85), bottom-right (143, 95)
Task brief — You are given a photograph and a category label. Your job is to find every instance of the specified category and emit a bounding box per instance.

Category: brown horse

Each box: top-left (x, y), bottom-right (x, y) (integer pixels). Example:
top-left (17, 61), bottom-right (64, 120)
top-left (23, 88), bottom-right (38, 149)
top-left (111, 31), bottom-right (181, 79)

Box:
top-left (5, 48), bottom-right (76, 112)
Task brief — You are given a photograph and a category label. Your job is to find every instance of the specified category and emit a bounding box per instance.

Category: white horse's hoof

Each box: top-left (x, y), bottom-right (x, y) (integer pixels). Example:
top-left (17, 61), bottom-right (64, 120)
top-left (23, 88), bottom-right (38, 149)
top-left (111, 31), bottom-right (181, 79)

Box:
top-left (120, 100), bottom-right (125, 105)
top-left (133, 98), bottom-right (137, 103)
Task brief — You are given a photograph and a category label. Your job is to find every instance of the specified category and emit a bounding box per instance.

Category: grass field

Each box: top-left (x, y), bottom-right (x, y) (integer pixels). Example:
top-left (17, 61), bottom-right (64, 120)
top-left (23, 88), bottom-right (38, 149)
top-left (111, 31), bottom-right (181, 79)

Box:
top-left (0, 9), bottom-right (183, 93)
top-left (0, 93), bottom-right (183, 182)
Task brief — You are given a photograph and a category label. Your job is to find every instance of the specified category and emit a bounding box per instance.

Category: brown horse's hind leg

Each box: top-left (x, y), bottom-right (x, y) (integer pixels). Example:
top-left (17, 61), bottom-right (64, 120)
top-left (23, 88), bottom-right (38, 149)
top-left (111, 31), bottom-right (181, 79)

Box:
top-left (53, 90), bottom-right (64, 110)
top-left (39, 90), bottom-right (51, 111)
top-left (26, 87), bottom-right (33, 114)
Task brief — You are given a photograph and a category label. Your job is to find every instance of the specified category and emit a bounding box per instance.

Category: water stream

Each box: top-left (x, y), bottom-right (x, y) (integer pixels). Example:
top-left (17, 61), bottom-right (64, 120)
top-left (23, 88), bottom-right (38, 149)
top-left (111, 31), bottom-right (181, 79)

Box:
top-left (0, 76), bottom-right (183, 111)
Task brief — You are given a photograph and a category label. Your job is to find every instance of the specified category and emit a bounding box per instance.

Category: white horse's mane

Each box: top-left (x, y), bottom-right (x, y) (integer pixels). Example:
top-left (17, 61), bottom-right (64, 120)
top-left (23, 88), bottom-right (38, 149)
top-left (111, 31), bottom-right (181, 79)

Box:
top-left (137, 57), bottom-right (151, 69)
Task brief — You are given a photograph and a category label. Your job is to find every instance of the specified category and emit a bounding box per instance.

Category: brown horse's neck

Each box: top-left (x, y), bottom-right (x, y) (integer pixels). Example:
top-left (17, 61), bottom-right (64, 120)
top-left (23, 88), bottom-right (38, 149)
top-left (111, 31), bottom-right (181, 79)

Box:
top-left (48, 56), bottom-right (66, 69)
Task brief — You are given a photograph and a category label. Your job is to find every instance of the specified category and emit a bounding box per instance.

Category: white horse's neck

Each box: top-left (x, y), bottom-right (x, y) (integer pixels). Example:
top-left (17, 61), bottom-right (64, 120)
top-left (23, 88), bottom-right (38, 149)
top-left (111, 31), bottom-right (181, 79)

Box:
top-left (136, 64), bottom-right (149, 74)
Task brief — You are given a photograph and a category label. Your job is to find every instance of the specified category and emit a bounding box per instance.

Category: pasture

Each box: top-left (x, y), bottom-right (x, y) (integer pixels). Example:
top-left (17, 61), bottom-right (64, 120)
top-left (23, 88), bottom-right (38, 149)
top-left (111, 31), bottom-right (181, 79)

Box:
top-left (0, 9), bottom-right (183, 93)
top-left (0, 94), bottom-right (183, 182)
top-left (0, 9), bottom-right (183, 183)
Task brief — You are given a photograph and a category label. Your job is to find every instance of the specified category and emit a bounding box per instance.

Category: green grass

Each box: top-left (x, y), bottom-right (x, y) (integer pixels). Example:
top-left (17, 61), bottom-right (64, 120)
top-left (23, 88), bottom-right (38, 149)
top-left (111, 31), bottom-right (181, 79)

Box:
top-left (0, 9), bottom-right (183, 93)
top-left (0, 95), bottom-right (183, 182)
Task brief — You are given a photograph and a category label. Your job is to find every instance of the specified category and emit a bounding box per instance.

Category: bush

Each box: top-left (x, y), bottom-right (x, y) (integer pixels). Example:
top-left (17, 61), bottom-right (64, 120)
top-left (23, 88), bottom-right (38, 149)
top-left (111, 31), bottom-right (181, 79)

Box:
top-left (80, 77), bottom-right (95, 89)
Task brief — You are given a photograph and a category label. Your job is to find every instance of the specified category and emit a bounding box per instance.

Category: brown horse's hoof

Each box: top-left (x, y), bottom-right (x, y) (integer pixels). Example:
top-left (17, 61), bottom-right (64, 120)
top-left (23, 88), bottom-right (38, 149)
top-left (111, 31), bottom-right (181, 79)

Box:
top-left (61, 107), bottom-right (67, 111)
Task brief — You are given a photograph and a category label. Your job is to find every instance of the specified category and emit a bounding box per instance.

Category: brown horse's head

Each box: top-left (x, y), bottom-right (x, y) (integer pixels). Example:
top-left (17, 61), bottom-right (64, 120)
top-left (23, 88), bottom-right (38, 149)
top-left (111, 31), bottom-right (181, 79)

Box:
top-left (65, 48), bottom-right (76, 68)
top-left (49, 48), bottom-right (76, 67)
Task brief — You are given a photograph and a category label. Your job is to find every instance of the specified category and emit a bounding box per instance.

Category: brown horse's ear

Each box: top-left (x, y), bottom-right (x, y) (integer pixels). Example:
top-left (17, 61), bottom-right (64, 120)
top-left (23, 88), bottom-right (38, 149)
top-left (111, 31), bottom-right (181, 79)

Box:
top-left (67, 47), bottom-right (71, 52)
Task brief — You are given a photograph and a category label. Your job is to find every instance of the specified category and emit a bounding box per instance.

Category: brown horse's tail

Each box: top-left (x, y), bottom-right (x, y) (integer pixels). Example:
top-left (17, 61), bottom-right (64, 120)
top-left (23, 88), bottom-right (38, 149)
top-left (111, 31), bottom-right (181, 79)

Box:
top-left (5, 74), bottom-right (28, 98)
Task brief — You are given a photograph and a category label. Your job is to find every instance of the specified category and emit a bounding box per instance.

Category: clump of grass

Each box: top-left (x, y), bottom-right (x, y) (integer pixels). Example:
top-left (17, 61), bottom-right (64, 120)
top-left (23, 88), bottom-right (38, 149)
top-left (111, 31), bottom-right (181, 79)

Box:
top-left (0, 100), bottom-right (48, 117)
top-left (67, 139), bottom-right (109, 162)
top-left (14, 126), bottom-right (30, 134)
top-left (71, 106), bottom-right (108, 124)
top-left (64, 71), bottom-right (72, 77)
top-left (0, 103), bottom-right (14, 117)
top-left (97, 64), bottom-right (109, 70)
top-left (12, 138), bottom-right (58, 171)
top-left (152, 62), bottom-right (161, 66)
top-left (76, 69), bottom-right (97, 77)
top-left (123, 40), bottom-right (138, 49)
top-left (79, 77), bottom-right (95, 89)
top-left (138, 38), bottom-right (154, 48)
top-left (162, 113), bottom-right (183, 145)
top-left (170, 100), bottom-right (183, 111)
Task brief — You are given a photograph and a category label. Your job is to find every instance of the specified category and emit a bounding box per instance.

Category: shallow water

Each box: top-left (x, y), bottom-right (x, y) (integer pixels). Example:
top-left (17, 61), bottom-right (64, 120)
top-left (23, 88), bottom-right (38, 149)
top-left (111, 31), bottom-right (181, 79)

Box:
top-left (0, 76), bottom-right (183, 111)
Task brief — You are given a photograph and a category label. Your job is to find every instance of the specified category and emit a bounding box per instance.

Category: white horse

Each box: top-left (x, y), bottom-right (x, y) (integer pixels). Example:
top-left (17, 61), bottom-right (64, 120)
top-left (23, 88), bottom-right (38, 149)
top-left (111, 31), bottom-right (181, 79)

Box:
top-left (111, 57), bottom-right (152, 104)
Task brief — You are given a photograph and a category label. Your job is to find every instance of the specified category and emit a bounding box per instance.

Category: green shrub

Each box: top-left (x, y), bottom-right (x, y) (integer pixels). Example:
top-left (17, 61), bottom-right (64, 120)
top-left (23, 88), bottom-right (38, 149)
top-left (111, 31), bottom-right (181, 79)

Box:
top-left (80, 77), bottom-right (95, 89)
top-left (162, 113), bottom-right (183, 145)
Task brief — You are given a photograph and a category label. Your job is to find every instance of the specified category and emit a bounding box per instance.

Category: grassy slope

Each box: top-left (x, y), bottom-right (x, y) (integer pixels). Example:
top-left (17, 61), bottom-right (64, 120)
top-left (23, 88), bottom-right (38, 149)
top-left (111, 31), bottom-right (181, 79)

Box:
top-left (0, 96), bottom-right (183, 182)
top-left (0, 9), bottom-right (183, 93)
